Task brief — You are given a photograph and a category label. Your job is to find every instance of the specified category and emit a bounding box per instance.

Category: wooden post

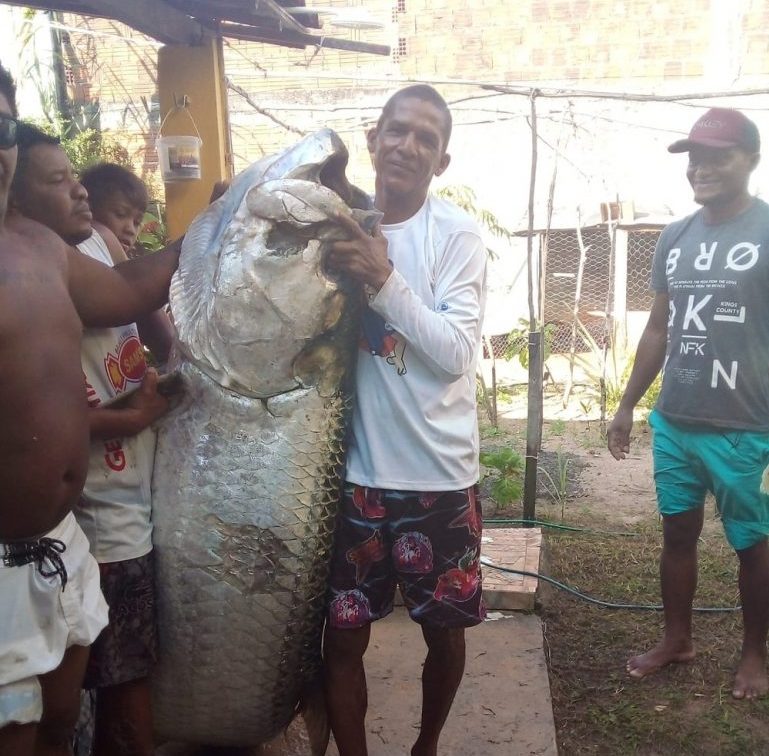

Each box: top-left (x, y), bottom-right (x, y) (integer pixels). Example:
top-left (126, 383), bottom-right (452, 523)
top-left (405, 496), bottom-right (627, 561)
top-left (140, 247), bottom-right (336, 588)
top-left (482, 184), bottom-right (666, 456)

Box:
top-left (523, 91), bottom-right (542, 525)
top-left (157, 36), bottom-right (232, 239)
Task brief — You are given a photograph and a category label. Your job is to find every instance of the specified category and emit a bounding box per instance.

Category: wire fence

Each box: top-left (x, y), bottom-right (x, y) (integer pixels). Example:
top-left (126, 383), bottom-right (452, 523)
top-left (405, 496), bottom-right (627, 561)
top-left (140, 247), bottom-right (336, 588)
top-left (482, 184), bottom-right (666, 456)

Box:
top-left (481, 225), bottom-right (661, 397)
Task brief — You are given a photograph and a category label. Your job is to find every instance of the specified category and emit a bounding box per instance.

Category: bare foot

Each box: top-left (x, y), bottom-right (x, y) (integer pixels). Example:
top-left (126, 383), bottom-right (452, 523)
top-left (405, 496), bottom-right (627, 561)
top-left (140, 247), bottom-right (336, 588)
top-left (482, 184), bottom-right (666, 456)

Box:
top-left (626, 641), bottom-right (695, 679)
top-left (732, 652), bottom-right (768, 700)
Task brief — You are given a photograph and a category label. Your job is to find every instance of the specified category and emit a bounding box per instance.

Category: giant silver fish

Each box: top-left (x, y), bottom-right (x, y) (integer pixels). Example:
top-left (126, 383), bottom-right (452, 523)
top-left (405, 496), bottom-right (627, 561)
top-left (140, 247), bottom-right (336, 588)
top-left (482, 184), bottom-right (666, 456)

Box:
top-left (150, 129), bottom-right (377, 748)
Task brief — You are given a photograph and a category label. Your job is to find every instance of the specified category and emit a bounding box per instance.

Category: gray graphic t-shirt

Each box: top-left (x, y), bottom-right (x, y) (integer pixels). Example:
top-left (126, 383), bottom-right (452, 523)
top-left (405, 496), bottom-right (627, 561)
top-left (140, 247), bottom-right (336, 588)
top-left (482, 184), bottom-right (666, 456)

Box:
top-left (651, 198), bottom-right (769, 430)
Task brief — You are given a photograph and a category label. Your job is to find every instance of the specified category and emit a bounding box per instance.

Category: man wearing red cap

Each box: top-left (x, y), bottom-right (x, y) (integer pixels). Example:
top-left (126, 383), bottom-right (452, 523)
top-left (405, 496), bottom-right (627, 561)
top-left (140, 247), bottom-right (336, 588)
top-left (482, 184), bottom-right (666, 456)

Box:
top-left (608, 107), bottom-right (769, 700)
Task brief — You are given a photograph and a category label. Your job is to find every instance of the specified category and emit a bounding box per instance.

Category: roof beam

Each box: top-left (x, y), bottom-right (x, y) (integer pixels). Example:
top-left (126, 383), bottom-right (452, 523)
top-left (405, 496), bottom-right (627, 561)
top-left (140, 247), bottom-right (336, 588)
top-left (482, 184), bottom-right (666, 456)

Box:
top-left (0, 0), bottom-right (389, 54)
top-left (220, 23), bottom-right (390, 55)
top-left (252, 0), bottom-right (312, 35)
top-left (91, 0), bottom-right (208, 44)
top-left (4, 0), bottom-right (208, 45)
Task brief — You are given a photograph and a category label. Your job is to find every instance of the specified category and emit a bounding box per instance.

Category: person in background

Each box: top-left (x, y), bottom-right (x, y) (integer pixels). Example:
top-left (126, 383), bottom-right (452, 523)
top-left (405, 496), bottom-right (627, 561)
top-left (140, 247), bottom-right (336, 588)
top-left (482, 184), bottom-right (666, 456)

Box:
top-left (10, 125), bottom-right (174, 755)
top-left (323, 84), bottom-right (488, 756)
top-left (79, 162), bottom-right (149, 259)
top-left (78, 160), bottom-right (172, 364)
top-left (608, 107), bottom-right (769, 700)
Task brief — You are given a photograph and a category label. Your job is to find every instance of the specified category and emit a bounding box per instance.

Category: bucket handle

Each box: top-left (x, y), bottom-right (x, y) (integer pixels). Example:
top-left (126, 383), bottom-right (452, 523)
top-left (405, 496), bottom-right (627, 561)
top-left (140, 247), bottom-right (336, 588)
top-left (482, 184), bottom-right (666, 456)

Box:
top-left (158, 95), bottom-right (202, 142)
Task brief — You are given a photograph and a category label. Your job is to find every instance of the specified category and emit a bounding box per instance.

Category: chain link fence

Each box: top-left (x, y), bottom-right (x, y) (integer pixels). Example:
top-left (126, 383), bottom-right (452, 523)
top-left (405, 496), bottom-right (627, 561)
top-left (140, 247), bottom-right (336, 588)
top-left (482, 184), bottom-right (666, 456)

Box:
top-left (543, 227), bottom-right (613, 355)
top-left (626, 229), bottom-right (660, 312)
top-left (481, 224), bottom-right (663, 416)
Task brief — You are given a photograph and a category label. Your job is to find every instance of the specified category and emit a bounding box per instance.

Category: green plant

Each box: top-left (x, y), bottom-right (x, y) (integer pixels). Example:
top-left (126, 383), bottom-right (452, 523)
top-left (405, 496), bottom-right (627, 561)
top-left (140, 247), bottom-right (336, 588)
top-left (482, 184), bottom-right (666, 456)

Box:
top-left (61, 128), bottom-right (132, 175)
top-left (480, 425), bottom-right (505, 439)
top-left (571, 320), bottom-right (627, 416)
top-left (136, 206), bottom-right (169, 253)
top-left (599, 354), bottom-right (662, 419)
top-left (505, 318), bottom-right (556, 370)
top-left (26, 119), bottom-right (132, 176)
top-left (493, 385), bottom-right (519, 405)
top-left (549, 419), bottom-right (566, 436)
top-left (479, 447), bottom-right (524, 507)
top-left (539, 450), bottom-right (571, 518)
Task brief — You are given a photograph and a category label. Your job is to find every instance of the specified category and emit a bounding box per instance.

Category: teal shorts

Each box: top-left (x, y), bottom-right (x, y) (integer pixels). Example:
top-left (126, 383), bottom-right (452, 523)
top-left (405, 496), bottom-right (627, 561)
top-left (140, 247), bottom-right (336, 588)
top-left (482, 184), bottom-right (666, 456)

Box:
top-left (649, 409), bottom-right (769, 551)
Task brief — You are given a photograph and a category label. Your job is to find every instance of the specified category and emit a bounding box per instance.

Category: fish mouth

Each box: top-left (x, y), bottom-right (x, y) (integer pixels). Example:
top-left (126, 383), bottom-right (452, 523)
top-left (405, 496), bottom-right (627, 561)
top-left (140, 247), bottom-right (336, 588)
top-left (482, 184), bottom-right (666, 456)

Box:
top-left (318, 152), bottom-right (371, 210)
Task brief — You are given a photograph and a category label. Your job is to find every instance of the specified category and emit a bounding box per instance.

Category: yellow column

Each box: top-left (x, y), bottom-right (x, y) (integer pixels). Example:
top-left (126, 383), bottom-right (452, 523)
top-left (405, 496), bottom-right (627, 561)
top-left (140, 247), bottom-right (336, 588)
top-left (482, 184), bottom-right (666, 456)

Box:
top-left (157, 37), bottom-right (231, 239)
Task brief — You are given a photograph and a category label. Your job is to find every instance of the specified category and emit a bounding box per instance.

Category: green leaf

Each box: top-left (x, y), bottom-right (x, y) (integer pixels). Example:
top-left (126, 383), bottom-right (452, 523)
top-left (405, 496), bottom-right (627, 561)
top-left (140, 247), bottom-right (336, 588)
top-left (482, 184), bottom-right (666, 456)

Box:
top-left (491, 477), bottom-right (523, 506)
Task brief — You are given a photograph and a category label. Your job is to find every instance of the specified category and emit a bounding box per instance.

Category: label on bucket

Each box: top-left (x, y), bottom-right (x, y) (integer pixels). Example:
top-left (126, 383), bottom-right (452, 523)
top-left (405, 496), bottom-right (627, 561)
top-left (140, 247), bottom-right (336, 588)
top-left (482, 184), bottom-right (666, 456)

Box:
top-left (157, 136), bottom-right (202, 182)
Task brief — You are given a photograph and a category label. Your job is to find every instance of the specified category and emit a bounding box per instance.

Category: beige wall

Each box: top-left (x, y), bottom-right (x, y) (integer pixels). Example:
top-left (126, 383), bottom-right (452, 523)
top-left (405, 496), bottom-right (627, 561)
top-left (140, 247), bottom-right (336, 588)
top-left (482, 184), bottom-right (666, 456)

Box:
top-left (58, 2), bottom-right (769, 198)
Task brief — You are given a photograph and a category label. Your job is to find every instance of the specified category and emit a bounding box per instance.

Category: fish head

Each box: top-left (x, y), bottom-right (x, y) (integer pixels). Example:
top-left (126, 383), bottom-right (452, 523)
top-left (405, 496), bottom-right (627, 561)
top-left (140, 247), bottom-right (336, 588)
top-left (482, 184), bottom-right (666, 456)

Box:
top-left (169, 129), bottom-right (378, 399)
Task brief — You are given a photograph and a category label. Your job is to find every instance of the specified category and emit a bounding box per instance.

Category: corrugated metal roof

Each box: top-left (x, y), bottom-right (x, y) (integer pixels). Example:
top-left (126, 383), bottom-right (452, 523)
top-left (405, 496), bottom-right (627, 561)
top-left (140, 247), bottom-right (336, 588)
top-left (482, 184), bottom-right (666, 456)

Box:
top-left (2, 0), bottom-right (389, 54)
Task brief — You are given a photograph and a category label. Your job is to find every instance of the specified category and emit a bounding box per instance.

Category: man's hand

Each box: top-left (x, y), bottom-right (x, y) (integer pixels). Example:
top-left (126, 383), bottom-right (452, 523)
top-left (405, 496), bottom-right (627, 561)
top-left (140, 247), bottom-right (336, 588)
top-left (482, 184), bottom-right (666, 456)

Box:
top-left (326, 213), bottom-right (393, 292)
top-left (124, 368), bottom-right (170, 433)
top-left (607, 406), bottom-right (633, 460)
top-left (88, 368), bottom-right (175, 440)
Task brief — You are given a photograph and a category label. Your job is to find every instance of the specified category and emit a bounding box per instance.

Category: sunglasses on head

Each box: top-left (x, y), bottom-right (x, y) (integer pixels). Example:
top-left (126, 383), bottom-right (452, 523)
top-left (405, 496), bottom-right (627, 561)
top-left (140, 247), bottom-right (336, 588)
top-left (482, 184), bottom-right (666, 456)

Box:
top-left (0, 114), bottom-right (18, 150)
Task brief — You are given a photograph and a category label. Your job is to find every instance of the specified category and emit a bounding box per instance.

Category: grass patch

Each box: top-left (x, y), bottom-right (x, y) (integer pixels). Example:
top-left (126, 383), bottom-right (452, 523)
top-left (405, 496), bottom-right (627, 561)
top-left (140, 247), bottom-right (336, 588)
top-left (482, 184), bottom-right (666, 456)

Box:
top-left (540, 518), bottom-right (765, 755)
top-left (547, 419), bottom-right (567, 437)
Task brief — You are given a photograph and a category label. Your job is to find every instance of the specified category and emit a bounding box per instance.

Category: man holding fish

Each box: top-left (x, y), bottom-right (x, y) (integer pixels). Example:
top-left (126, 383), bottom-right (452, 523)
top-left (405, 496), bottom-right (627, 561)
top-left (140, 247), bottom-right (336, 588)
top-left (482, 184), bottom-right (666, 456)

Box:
top-left (324, 84), bottom-right (488, 756)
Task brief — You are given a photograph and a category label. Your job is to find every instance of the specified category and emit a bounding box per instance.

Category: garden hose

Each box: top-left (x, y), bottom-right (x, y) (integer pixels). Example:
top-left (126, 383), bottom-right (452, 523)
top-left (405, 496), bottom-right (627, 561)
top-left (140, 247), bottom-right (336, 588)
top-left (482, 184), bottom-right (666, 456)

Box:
top-left (483, 517), bottom-right (638, 536)
top-left (480, 561), bottom-right (741, 613)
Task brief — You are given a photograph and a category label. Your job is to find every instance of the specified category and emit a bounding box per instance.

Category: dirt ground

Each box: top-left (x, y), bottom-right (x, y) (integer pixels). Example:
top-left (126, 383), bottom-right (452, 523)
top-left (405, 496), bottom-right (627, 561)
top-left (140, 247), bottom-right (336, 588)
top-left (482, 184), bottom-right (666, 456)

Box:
top-left (479, 391), bottom-right (769, 756)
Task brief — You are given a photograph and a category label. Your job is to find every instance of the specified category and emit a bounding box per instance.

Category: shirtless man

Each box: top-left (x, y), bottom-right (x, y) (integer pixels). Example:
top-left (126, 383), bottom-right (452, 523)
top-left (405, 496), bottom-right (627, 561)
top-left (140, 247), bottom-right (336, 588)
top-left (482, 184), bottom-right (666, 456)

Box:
top-left (9, 123), bottom-right (173, 756)
top-left (0, 63), bottom-right (180, 755)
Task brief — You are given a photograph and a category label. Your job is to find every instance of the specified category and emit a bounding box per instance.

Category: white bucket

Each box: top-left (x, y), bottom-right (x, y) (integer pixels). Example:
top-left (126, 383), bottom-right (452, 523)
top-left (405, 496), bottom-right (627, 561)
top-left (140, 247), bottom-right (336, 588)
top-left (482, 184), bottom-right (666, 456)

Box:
top-left (156, 135), bottom-right (202, 182)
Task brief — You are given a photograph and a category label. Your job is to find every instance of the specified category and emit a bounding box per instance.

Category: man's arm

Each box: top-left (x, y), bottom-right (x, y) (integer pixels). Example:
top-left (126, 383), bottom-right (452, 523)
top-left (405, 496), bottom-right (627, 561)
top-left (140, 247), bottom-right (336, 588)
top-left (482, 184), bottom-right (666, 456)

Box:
top-left (66, 236), bottom-right (181, 329)
top-left (135, 310), bottom-right (174, 365)
top-left (94, 223), bottom-right (175, 363)
top-left (371, 231), bottom-right (486, 379)
top-left (607, 291), bottom-right (669, 460)
top-left (328, 214), bottom-right (486, 380)
top-left (89, 369), bottom-right (170, 440)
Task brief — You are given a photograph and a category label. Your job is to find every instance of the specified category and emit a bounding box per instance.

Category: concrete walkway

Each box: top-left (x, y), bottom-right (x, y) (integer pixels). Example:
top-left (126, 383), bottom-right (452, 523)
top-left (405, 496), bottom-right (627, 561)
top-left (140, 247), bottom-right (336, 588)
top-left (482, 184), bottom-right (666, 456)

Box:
top-left (323, 607), bottom-right (558, 756)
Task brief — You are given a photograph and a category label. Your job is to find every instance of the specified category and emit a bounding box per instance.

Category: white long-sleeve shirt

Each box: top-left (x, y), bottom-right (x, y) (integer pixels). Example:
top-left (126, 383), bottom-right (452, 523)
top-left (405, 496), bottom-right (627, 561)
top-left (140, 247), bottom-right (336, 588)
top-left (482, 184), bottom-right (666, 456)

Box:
top-left (345, 195), bottom-right (487, 491)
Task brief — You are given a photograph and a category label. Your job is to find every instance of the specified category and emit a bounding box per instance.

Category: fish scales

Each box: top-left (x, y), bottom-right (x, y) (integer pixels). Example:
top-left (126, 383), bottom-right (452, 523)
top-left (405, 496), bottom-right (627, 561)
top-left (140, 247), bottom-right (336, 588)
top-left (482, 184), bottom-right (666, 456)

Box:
top-left (150, 129), bottom-right (376, 746)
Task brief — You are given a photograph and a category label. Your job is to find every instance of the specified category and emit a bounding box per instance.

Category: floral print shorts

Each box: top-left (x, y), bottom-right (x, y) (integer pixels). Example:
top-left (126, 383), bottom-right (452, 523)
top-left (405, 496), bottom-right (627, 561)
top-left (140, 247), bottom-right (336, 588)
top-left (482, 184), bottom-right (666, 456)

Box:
top-left (327, 483), bottom-right (486, 629)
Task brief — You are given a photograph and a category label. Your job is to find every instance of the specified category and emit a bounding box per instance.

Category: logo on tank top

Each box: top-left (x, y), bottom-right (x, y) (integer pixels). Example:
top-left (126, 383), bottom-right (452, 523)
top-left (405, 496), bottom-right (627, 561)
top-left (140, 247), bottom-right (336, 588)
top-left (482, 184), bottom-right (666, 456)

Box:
top-left (104, 334), bottom-right (146, 393)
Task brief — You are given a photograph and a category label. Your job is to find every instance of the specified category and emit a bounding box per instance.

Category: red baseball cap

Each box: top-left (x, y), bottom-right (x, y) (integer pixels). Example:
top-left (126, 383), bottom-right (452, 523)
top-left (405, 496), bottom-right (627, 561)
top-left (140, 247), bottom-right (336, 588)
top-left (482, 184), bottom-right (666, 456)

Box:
top-left (668, 107), bottom-right (760, 153)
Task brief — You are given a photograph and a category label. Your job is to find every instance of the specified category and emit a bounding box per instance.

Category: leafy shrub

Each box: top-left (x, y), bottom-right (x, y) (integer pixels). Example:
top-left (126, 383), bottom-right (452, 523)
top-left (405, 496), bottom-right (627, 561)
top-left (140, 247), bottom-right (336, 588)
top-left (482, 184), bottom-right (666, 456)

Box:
top-left (480, 447), bottom-right (525, 506)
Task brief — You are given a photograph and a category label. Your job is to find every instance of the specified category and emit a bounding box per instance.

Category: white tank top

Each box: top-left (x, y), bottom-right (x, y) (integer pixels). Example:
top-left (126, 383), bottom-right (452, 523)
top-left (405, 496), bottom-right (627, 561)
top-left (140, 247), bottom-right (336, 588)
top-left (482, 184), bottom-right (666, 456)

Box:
top-left (73, 231), bottom-right (156, 563)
